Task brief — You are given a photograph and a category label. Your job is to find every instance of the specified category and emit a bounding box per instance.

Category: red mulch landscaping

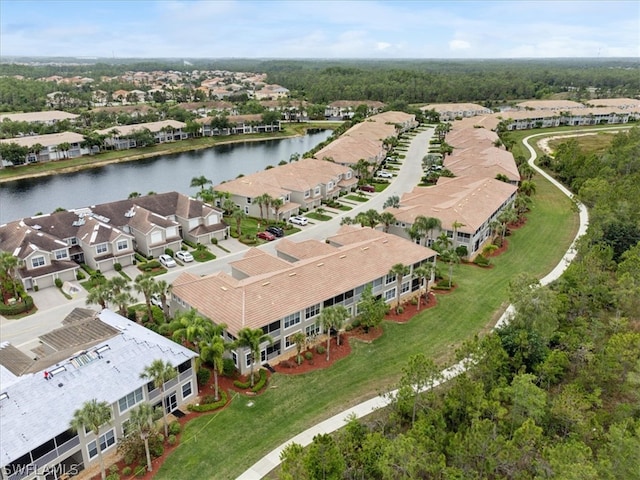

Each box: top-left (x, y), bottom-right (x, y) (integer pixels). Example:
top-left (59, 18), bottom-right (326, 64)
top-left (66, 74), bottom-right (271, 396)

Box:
top-left (89, 293), bottom-right (441, 479)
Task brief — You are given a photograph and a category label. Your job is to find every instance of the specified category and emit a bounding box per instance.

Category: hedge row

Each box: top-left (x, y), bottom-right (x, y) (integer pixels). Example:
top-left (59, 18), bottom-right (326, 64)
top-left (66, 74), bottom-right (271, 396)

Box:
top-left (187, 390), bottom-right (228, 412)
top-left (0, 295), bottom-right (34, 316)
top-left (233, 368), bottom-right (268, 392)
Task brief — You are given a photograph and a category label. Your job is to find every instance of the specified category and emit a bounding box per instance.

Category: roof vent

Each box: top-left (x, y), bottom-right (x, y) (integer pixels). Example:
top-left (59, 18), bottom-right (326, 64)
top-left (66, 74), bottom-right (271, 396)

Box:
top-left (317, 262), bottom-right (324, 267)
top-left (124, 208), bottom-right (136, 218)
top-left (339, 254), bottom-right (346, 258)
top-left (262, 281), bottom-right (270, 286)
top-left (0, 392), bottom-right (8, 401)
top-left (32, 224), bottom-right (42, 230)
top-left (288, 272), bottom-right (296, 276)
top-left (72, 218), bottom-right (85, 227)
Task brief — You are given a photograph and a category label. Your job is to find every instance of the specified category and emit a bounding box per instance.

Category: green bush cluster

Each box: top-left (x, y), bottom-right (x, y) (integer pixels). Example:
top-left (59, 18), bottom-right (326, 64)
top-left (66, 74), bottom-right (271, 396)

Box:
top-left (304, 351), bottom-right (313, 360)
top-left (196, 367), bottom-right (211, 386)
top-left (164, 248), bottom-right (174, 257)
top-left (114, 263), bottom-right (122, 272)
top-left (188, 390), bottom-right (228, 412)
top-left (233, 369), bottom-right (268, 392)
top-left (122, 467), bottom-right (131, 476)
top-left (76, 270), bottom-right (86, 280)
top-left (54, 278), bottom-right (63, 288)
top-left (222, 358), bottom-right (237, 377)
top-left (167, 434), bottom-right (177, 446)
top-left (168, 421), bottom-right (181, 435)
top-left (0, 295), bottom-right (34, 316)
top-left (211, 237), bottom-right (218, 245)
top-left (473, 254), bottom-right (490, 267)
top-left (182, 239), bottom-right (198, 249)
top-left (134, 253), bottom-right (147, 263)
top-left (139, 260), bottom-right (161, 272)
top-left (315, 344), bottom-right (326, 354)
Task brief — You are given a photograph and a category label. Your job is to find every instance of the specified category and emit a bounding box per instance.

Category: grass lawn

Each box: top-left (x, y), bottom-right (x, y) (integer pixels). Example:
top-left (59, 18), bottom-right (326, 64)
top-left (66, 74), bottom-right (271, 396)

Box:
top-left (345, 194), bottom-right (369, 202)
top-left (155, 167), bottom-right (578, 479)
top-left (306, 211), bottom-right (332, 221)
top-left (547, 131), bottom-right (616, 156)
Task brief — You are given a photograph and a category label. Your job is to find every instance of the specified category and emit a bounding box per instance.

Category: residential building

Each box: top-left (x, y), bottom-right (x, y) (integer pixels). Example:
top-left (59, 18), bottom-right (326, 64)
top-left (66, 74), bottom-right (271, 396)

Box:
top-left (324, 100), bottom-right (386, 120)
top-left (170, 227), bottom-right (437, 375)
top-left (95, 120), bottom-right (187, 150)
top-left (213, 158), bottom-right (357, 218)
top-left (421, 103), bottom-right (493, 121)
top-left (195, 114), bottom-right (281, 137)
top-left (0, 132), bottom-right (89, 166)
top-left (384, 176), bottom-right (518, 256)
top-left (514, 100), bottom-right (585, 111)
top-left (0, 308), bottom-right (198, 480)
top-left (0, 111), bottom-right (79, 125)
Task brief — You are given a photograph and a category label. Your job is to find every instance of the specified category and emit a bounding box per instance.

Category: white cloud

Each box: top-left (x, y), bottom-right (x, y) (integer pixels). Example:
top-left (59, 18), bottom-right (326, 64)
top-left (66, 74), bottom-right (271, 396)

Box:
top-left (449, 39), bottom-right (471, 51)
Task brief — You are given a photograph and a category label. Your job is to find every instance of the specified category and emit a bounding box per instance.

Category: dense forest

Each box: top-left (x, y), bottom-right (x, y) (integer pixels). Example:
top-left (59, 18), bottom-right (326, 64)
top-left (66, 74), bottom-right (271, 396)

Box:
top-left (1, 58), bottom-right (638, 111)
top-left (278, 129), bottom-right (640, 479)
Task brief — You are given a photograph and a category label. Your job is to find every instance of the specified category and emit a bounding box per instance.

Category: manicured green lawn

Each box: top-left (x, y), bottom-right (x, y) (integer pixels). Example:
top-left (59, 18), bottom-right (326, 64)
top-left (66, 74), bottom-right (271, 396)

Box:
top-left (155, 169), bottom-right (578, 479)
top-left (305, 211), bottom-right (332, 221)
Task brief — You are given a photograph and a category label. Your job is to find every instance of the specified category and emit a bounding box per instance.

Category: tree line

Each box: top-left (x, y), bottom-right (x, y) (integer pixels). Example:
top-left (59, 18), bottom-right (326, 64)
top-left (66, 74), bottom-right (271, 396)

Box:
top-left (278, 127), bottom-right (640, 479)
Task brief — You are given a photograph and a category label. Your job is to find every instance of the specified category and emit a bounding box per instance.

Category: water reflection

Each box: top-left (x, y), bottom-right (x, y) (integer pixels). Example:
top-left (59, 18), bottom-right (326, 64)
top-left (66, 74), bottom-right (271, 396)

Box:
top-left (0, 131), bottom-right (332, 223)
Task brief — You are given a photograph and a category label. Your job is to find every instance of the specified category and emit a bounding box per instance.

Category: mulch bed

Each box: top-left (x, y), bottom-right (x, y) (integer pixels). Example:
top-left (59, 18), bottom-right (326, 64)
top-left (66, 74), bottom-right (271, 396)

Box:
top-left (384, 292), bottom-right (437, 323)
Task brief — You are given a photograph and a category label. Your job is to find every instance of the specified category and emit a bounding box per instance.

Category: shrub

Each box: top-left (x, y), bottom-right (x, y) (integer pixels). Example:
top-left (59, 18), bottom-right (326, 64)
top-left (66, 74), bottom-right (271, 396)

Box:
top-left (114, 263), bottom-right (122, 272)
top-left (188, 390), bottom-right (228, 412)
top-left (304, 351), bottom-right (313, 360)
top-left (222, 358), bottom-right (237, 377)
top-left (122, 467), bottom-right (132, 476)
top-left (76, 270), bottom-right (86, 280)
top-left (135, 465), bottom-right (146, 477)
top-left (167, 434), bottom-right (177, 446)
top-left (315, 345), bottom-right (326, 354)
top-left (397, 306), bottom-right (404, 314)
top-left (345, 324), bottom-right (353, 332)
top-left (149, 440), bottom-right (164, 458)
top-left (211, 237), bottom-right (218, 245)
top-left (410, 297), bottom-right (419, 305)
top-left (182, 239), bottom-right (197, 249)
top-left (168, 421), bottom-right (181, 435)
top-left (109, 465), bottom-right (119, 474)
top-left (106, 473), bottom-right (120, 480)
top-left (33, 285), bottom-right (39, 292)
top-left (474, 254), bottom-right (490, 267)
top-left (196, 367), bottom-right (211, 387)
top-left (252, 369), bottom-right (268, 392)
top-left (164, 248), bottom-right (174, 257)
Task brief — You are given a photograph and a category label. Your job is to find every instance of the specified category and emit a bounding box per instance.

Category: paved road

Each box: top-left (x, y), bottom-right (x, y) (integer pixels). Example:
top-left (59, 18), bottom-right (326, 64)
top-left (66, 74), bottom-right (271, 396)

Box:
top-left (0, 128), bottom-right (434, 352)
top-left (237, 128), bottom-right (593, 480)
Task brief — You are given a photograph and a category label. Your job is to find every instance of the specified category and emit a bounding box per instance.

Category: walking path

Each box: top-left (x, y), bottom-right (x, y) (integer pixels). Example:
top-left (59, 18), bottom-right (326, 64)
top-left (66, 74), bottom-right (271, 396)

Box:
top-left (237, 129), bottom-right (592, 480)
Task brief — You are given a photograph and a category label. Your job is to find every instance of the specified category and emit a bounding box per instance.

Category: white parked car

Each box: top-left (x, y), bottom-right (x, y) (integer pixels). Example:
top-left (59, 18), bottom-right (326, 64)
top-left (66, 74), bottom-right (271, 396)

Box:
top-left (175, 250), bottom-right (194, 262)
top-left (158, 254), bottom-right (176, 268)
top-left (377, 171), bottom-right (393, 178)
top-left (289, 215), bottom-right (308, 226)
top-left (151, 294), bottom-right (162, 307)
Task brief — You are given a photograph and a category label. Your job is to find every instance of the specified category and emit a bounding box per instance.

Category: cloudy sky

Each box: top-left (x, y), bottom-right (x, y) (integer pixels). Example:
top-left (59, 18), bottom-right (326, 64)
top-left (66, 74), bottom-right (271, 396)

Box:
top-left (1, 0), bottom-right (638, 59)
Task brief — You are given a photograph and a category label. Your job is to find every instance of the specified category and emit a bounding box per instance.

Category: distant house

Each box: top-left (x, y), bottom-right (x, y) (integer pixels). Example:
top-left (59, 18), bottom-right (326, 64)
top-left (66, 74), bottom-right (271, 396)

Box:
top-left (95, 120), bottom-right (187, 150)
top-left (195, 114), bottom-right (281, 136)
top-left (0, 110), bottom-right (79, 125)
top-left (421, 103), bottom-right (492, 121)
top-left (0, 132), bottom-right (89, 166)
top-left (324, 100), bottom-right (386, 120)
top-left (0, 308), bottom-right (198, 480)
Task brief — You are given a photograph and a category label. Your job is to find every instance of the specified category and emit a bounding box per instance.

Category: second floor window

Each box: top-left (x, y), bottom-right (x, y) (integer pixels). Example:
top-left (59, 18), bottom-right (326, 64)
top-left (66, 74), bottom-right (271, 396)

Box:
top-left (31, 256), bottom-right (45, 268)
top-left (116, 240), bottom-right (128, 251)
top-left (54, 249), bottom-right (68, 260)
top-left (96, 243), bottom-right (108, 254)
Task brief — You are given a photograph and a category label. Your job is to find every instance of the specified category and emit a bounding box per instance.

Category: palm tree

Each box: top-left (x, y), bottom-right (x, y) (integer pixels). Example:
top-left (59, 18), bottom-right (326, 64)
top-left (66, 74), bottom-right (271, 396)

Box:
top-left (379, 211), bottom-right (396, 233)
top-left (0, 250), bottom-right (20, 300)
top-left (383, 195), bottom-right (400, 209)
top-left (200, 326), bottom-right (229, 401)
top-left (340, 216), bottom-right (355, 226)
top-left (231, 207), bottom-right (247, 236)
top-left (190, 175), bottom-right (212, 193)
top-left (389, 263), bottom-right (410, 314)
top-left (127, 403), bottom-right (157, 472)
top-left (355, 209), bottom-right (380, 229)
top-left (57, 142), bottom-right (71, 159)
top-left (86, 283), bottom-right (112, 310)
top-left (172, 308), bottom-right (212, 354)
top-left (235, 327), bottom-right (273, 387)
top-left (70, 399), bottom-right (112, 480)
top-left (519, 180), bottom-right (537, 197)
top-left (290, 331), bottom-right (307, 365)
top-left (271, 197), bottom-right (284, 223)
top-left (451, 220), bottom-right (466, 249)
top-left (134, 274), bottom-right (157, 323)
top-left (498, 209), bottom-right (518, 240)
top-left (140, 359), bottom-right (177, 439)
top-left (439, 249), bottom-right (460, 289)
top-left (414, 264), bottom-right (435, 311)
top-left (112, 291), bottom-right (135, 316)
top-left (354, 158), bottom-right (371, 181)
top-left (319, 305), bottom-right (350, 360)
top-left (154, 279), bottom-right (171, 320)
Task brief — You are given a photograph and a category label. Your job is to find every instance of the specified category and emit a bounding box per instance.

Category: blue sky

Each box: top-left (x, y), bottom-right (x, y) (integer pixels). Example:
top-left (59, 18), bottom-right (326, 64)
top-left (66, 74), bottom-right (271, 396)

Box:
top-left (1, 0), bottom-right (638, 59)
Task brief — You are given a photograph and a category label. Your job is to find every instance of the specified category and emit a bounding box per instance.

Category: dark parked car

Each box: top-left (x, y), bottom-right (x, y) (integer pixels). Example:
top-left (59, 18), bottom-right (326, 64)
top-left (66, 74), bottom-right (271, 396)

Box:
top-left (266, 226), bottom-right (284, 237)
top-left (359, 184), bottom-right (375, 193)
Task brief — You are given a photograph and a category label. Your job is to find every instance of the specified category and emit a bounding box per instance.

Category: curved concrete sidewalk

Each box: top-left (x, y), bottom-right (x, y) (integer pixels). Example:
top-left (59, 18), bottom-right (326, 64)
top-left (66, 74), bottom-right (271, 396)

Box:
top-left (237, 129), bottom-right (594, 479)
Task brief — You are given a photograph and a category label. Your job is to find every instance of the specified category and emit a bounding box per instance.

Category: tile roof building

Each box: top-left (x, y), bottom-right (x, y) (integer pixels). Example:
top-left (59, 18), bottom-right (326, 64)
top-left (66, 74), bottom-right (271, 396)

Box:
top-left (170, 228), bottom-right (436, 375)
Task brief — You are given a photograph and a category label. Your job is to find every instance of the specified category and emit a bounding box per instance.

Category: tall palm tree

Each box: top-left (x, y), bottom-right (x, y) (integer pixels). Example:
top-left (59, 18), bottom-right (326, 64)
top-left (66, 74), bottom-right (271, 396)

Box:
top-left (413, 264), bottom-right (435, 311)
top-left (290, 331), bottom-right (307, 365)
top-left (200, 326), bottom-right (229, 401)
top-left (383, 195), bottom-right (400, 209)
top-left (319, 305), bottom-right (350, 360)
top-left (86, 283), bottom-right (112, 310)
top-left (134, 274), bottom-right (157, 323)
top-left (140, 359), bottom-right (177, 439)
top-left (235, 327), bottom-right (273, 387)
top-left (154, 279), bottom-right (171, 320)
top-left (70, 399), bottom-right (112, 480)
top-left (112, 290), bottom-right (135, 316)
top-left (271, 197), bottom-right (284, 223)
top-left (127, 403), bottom-right (157, 472)
top-left (0, 250), bottom-right (20, 300)
top-left (519, 180), bottom-right (537, 197)
top-left (379, 211), bottom-right (396, 233)
top-left (355, 209), bottom-right (380, 229)
top-left (190, 175), bottom-right (212, 193)
top-left (389, 263), bottom-right (410, 314)
top-left (172, 309), bottom-right (212, 354)
top-left (451, 220), bottom-right (466, 249)
top-left (231, 207), bottom-right (247, 236)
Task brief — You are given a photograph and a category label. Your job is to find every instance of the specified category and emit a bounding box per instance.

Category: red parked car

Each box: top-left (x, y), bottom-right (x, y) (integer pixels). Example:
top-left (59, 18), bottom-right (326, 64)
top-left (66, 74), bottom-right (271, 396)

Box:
top-left (359, 184), bottom-right (375, 193)
top-left (257, 231), bottom-right (276, 241)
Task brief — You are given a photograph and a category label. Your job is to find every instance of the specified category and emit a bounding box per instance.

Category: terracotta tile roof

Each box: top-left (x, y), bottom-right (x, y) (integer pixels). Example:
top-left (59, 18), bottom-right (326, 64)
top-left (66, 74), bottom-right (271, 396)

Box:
top-left (95, 120), bottom-right (186, 136)
top-left (230, 248), bottom-right (292, 277)
top-left (314, 135), bottom-right (382, 164)
top-left (515, 100), bottom-right (585, 110)
top-left (275, 238), bottom-right (336, 261)
top-left (0, 132), bottom-right (85, 148)
top-left (172, 230), bottom-right (436, 335)
top-left (422, 103), bottom-right (491, 113)
top-left (386, 177), bottom-right (518, 233)
top-left (0, 111), bottom-right (79, 123)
